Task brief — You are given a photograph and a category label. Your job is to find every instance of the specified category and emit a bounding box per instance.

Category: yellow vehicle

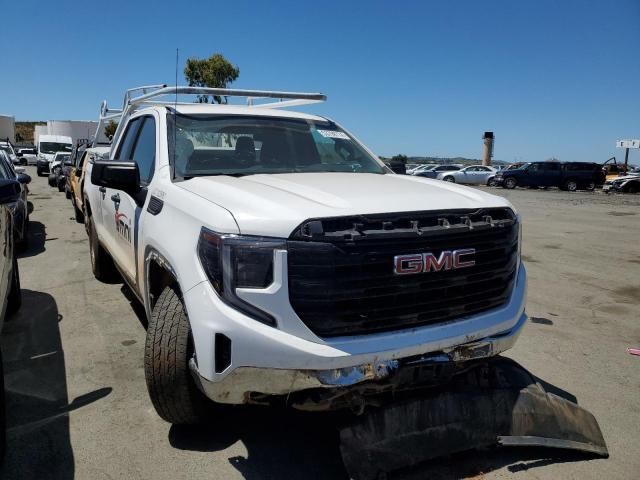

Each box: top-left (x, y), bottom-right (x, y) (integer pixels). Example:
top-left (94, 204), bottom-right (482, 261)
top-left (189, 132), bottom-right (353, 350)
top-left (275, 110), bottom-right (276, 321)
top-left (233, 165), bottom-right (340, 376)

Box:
top-left (602, 156), bottom-right (628, 181)
top-left (66, 146), bottom-right (110, 224)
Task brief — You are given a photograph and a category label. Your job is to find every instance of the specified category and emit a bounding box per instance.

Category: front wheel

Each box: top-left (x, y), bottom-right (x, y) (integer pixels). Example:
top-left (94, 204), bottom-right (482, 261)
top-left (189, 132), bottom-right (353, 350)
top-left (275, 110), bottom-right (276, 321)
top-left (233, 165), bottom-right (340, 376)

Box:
top-left (585, 182), bottom-right (596, 191)
top-left (487, 177), bottom-right (497, 187)
top-left (6, 257), bottom-right (21, 316)
top-left (503, 177), bottom-right (517, 189)
top-left (443, 176), bottom-right (455, 183)
top-left (144, 284), bottom-right (211, 424)
top-left (564, 180), bottom-right (578, 192)
top-left (88, 215), bottom-right (117, 281)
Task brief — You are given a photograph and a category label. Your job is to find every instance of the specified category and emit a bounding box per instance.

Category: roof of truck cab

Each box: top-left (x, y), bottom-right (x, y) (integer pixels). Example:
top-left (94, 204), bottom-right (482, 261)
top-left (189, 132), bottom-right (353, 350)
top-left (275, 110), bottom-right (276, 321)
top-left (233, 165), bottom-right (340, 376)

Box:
top-left (166, 103), bottom-right (327, 121)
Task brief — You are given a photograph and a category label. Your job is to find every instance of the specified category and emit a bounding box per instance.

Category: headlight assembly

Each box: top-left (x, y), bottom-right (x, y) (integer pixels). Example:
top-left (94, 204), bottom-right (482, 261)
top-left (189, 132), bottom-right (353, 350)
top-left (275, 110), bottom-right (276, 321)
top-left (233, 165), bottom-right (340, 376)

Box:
top-left (197, 228), bottom-right (285, 326)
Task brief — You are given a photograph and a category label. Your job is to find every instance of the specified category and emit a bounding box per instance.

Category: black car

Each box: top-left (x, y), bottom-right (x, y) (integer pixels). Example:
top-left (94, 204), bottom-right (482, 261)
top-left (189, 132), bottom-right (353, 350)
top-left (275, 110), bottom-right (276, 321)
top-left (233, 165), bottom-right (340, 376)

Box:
top-left (495, 162), bottom-right (605, 191)
top-left (0, 152), bottom-right (31, 247)
top-left (0, 176), bottom-right (24, 459)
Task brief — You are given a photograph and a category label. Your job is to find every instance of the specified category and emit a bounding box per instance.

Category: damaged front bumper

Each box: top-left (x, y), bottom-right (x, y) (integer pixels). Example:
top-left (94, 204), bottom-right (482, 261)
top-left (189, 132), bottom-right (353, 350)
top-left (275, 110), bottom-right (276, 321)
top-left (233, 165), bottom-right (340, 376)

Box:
top-left (190, 311), bottom-right (528, 408)
top-left (340, 356), bottom-right (609, 480)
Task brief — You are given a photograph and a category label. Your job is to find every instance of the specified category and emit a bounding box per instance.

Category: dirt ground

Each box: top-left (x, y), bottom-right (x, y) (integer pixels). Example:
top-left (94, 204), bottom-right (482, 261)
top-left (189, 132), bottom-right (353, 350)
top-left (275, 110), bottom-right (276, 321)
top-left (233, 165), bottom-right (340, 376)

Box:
top-left (2, 170), bottom-right (639, 479)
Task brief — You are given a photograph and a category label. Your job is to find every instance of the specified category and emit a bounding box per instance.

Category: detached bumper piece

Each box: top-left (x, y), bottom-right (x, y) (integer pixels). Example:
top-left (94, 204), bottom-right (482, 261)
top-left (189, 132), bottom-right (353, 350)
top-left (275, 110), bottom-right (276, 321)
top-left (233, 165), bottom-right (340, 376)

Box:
top-left (339, 357), bottom-right (608, 480)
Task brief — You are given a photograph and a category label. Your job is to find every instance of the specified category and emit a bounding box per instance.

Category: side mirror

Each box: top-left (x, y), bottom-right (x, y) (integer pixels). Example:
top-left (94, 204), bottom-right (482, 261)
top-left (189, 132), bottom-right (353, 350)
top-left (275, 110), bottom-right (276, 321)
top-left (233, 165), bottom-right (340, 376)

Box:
top-left (17, 173), bottom-right (31, 184)
top-left (91, 160), bottom-right (140, 195)
top-left (0, 179), bottom-right (21, 204)
top-left (14, 166), bottom-right (25, 174)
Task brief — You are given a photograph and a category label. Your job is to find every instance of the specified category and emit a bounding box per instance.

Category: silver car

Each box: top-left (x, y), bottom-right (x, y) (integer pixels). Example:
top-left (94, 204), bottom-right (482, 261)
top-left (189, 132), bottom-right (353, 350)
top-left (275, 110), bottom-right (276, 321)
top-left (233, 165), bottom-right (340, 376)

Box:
top-left (437, 165), bottom-right (497, 185)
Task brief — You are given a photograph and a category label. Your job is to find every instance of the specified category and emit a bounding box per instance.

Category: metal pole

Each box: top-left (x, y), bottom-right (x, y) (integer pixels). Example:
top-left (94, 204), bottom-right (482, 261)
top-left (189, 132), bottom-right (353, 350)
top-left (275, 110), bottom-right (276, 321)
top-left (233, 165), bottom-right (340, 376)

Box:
top-left (624, 147), bottom-right (629, 173)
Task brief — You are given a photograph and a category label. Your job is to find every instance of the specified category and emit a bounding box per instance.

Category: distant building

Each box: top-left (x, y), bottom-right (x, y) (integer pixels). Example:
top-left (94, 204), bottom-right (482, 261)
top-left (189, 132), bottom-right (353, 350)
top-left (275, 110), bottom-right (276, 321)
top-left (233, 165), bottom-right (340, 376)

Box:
top-left (0, 114), bottom-right (15, 143)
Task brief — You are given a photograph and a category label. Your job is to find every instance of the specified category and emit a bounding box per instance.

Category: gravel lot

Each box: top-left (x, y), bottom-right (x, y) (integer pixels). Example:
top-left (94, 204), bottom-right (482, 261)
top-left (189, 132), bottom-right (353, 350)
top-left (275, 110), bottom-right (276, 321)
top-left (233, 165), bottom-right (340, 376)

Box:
top-left (2, 169), bottom-right (639, 479)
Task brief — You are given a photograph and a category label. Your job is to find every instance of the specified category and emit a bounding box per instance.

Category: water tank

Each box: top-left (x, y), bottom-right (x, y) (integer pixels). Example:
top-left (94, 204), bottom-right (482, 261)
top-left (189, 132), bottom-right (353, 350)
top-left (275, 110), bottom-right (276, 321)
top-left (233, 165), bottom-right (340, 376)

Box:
top-left (47, 120), bottom-right (99, 144)
top-left (34, 125), bottom-right (48, 147)
top-left (0, 115), bottom-right (16, 143)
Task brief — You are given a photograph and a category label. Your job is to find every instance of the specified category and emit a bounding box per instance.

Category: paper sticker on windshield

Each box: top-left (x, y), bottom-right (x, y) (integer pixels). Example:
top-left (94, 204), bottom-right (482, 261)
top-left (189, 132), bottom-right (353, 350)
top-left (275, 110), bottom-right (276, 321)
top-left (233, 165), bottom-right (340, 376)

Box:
top-left (317, 130), bottom-right (350, 140)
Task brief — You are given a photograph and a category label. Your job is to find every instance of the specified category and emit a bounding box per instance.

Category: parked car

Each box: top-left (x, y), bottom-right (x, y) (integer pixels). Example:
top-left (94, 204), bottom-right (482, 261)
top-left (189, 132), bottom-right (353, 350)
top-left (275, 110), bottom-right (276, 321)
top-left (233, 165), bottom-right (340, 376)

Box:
top-left (36, 135), bottom-right (72, 176)
top-left (495, 161), bottom-right (605, 191)
top-left (85, 85), bottom-right (526, 424)
top-left (437, 165), bottom-right (497, 185)
top-left (413, 164), bottom-right (461, 179)
top-left (48, 152), bottom-right (71, 190)
top-left (409, 164), bottom-right (438, 175)
top-left (0, 151), bottom-right (31, 246)
top-left (602, 173), bottom-right (640, 193)
top-left (16, 148), bottom-right (37, 166)
top-left (67, 146), bottom-right (109, 223)
top-left (0, 172), bottom-right (23, 460)
top-left (0, 143), bottom-right (17, 165)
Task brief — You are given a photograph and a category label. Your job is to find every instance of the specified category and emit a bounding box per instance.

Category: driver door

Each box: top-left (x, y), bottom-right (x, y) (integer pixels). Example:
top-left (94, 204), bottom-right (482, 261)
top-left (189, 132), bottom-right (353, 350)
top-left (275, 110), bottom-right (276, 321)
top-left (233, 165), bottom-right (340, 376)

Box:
top-left (100, 115), bottom-right (156, 286)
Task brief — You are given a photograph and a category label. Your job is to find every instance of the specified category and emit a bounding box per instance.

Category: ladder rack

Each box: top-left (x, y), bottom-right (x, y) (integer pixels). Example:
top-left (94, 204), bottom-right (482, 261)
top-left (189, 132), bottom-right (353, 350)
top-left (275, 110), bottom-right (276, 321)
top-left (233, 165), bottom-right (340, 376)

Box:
top-left (93, 85), bottom-right (326, 146)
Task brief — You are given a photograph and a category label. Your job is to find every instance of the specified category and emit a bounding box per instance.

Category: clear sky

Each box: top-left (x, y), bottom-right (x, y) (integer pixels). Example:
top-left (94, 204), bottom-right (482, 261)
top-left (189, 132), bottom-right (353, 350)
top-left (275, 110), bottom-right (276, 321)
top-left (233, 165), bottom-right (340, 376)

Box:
top-left (1, 0), bottom-right (638, 162)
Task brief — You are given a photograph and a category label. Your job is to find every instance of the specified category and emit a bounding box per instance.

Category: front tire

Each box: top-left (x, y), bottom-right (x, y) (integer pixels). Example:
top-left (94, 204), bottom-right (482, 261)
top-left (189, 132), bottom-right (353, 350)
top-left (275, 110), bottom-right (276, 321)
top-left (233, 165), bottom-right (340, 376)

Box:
top-left (443, 176), bottom-right (455, 183)
top-left (564, 179), bottom-right (578, 192)
top-left (144, 284), bottom-right (210, 424)
top-left (503, 177), bottom-right (517, 189)
top-left (7, 257), bottom-right (21, 316)
top-left (88, 214), bottom-right (116, 281)
top-left (487, 177), bottom-right (497, 187)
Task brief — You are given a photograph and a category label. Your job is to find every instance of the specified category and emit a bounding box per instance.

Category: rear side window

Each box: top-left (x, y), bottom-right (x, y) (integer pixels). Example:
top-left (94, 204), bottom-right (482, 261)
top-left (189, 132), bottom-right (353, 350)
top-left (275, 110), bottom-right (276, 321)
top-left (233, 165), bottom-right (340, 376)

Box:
top-left (115, 118), bottom-right (142, 160)
top-left (546, 163), bottom-right (561, 171)
top-left (130, 117), bottom-right (156, 185)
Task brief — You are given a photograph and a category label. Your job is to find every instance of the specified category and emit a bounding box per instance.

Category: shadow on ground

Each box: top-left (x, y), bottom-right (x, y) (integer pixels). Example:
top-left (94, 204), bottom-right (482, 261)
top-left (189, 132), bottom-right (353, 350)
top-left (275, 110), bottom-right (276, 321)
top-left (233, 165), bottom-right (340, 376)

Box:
top-left (0, 289), bottom-right (112, 479)
top-left (169, 407), bottom-right (348, 480)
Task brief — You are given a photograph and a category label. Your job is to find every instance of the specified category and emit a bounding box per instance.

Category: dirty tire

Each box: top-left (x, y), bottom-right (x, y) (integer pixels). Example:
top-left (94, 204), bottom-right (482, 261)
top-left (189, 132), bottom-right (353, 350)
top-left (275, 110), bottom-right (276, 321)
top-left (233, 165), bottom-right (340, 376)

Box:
top-left (73, 202), bottom-right (84, 223)
top-left (88, 215), bottom-right (116, 281)
top-left (47, 174), bottom-right (57, 187)
top-left (144, 284), bottom-right (210, 424)
top-left (6, 257), bottom-right (21, 317)
top-left (564, 179), bottom-right (578, 192)
top-left (504, 177), bottom-right (517, 189)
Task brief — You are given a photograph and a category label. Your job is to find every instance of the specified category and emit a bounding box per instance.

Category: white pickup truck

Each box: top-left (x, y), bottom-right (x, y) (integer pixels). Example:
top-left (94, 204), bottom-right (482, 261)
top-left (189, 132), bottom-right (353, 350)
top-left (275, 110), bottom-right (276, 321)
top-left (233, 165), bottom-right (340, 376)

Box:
top-left (84, 86), bottom-right (527, 424)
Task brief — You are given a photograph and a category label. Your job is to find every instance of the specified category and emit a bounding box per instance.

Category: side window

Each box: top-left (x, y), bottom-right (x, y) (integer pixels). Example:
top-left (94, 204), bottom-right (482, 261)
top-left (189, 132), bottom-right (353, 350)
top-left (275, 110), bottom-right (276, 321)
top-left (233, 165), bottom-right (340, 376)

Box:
top-left (115, 118), bottom-right (142, 160)
top-left (546, 163), bottom-right (561, 171)
top-left (130, 117), bottom-right (157, 185)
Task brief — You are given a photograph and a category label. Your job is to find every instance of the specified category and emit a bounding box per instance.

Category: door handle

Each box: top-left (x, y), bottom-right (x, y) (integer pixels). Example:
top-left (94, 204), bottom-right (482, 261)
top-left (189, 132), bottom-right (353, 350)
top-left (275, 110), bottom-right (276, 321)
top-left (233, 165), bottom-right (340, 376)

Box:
top-left (99, 186), bottom-right (106, 193)
top-left (111, 193), bottom-right (120, 203)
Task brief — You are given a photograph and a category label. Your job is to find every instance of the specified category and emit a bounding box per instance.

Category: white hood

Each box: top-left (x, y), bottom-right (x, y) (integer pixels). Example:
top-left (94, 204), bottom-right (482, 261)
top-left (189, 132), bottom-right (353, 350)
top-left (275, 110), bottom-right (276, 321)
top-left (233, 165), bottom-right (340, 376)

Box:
top-left (178, 173), bottom-right (513, 237)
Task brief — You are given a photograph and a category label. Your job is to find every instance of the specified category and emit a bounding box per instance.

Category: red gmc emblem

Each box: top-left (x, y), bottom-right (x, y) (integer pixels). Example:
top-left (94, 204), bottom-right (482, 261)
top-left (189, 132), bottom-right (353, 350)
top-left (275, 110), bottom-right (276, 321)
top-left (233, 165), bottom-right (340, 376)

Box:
top-left (393, 249), bottom-right (476, 275)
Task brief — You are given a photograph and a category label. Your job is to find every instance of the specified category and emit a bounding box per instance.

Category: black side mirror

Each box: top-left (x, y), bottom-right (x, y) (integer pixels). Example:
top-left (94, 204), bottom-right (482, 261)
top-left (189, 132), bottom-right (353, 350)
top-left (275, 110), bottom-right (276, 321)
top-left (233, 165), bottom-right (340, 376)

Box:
top-left (0, 179), bottom-right (21, 204)
top-left (17, 173), bottom-right (31, 185)
top-left (91, 160), bottom-right (140, 195)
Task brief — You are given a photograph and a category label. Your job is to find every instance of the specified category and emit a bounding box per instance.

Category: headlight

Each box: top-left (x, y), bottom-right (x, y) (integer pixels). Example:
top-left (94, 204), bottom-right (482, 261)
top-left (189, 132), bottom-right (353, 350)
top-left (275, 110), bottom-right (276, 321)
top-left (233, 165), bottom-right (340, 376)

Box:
top-left (197, 228), bottom-right (284, 326)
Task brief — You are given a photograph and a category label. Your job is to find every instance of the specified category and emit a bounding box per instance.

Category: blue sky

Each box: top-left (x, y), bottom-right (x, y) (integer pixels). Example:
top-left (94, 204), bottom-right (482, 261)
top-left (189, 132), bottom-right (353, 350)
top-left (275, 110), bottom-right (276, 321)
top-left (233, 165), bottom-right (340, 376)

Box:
top-left (1, 0), bottom-right (638, 162)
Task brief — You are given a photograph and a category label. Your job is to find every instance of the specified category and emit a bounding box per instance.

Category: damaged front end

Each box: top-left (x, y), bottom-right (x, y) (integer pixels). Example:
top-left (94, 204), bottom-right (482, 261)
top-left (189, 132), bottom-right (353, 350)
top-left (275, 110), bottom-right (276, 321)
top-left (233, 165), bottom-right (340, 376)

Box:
top-left (339, 356), bottom-right (608, 480)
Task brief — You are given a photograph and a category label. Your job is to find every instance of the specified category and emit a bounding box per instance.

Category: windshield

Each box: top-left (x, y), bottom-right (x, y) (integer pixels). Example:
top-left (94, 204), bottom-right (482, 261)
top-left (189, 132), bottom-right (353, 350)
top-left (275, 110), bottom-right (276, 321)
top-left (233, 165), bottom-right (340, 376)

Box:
top-left (170, 114), bottom-right (387, 177)
top-left (0, 146), bottom-right (12, 155)
top-left (40, 142), bottom-right (72, 155)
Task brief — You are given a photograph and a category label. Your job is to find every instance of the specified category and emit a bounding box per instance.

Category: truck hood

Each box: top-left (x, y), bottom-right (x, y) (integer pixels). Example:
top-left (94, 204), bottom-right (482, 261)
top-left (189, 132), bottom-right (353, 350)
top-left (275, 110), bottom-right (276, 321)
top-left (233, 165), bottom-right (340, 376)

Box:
top-left (177, 173), bottom-right (513, 237)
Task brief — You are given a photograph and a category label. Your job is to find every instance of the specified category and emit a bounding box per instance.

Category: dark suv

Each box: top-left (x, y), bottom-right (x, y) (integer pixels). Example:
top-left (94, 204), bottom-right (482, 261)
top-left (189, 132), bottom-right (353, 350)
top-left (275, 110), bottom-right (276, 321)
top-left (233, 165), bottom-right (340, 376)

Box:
top-left (496, 162), bottom-right (605, 191)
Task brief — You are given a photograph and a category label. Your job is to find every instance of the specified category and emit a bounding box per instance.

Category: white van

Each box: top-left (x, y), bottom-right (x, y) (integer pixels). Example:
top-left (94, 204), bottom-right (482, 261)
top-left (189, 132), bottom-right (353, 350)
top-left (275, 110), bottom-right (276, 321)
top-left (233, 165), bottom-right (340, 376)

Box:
top-left (36, 134), bottom-right (72, 176)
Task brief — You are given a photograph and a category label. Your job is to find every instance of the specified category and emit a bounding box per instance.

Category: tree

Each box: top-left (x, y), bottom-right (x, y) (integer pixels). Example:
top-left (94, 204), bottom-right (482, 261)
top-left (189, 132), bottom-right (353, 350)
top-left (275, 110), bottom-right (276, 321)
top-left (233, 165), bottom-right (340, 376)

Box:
top-left (184, 53), bottom-right (240, 104)
top-left (104, 120), bottom-right (118, 140)
top-left (390, 154), bottom-right (409, 164)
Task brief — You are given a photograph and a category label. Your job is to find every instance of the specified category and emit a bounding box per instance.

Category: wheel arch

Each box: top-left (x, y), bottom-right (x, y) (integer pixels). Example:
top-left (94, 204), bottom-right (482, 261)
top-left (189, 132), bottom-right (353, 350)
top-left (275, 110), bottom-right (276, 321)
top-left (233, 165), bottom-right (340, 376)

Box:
top-left (144, 247), bottom-right (180, 314)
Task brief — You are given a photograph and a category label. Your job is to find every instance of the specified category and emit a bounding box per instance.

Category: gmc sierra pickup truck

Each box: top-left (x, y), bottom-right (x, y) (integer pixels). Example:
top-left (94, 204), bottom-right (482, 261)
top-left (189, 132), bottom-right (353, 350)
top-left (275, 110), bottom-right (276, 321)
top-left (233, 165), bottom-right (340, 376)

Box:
top-left (84, 86), bottom-right (527, 424)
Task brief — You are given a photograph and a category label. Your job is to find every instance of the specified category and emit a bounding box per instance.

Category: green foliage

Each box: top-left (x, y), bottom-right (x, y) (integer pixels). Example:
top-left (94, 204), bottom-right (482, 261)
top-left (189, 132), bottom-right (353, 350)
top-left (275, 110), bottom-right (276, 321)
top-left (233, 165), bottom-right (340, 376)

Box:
top-left (390, 154), bottom-right (408, 164)
top-left (104, 120), bottom-right (118, 139)
top-left (184, 53), bottom-right (240, 104)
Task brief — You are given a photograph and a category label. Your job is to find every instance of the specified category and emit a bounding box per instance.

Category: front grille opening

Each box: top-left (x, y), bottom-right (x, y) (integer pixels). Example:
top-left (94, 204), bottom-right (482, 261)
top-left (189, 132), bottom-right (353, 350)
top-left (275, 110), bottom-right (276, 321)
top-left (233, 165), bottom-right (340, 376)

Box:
top-left (287, 208), bottom-right (518, 338)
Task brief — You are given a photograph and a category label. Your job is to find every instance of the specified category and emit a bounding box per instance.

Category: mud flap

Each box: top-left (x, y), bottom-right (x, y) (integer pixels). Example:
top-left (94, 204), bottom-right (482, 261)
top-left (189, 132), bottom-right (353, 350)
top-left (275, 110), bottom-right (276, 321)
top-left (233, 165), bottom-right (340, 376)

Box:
top-left (339, 357), bottom-right (608, 480)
